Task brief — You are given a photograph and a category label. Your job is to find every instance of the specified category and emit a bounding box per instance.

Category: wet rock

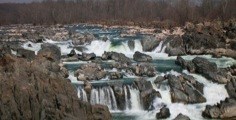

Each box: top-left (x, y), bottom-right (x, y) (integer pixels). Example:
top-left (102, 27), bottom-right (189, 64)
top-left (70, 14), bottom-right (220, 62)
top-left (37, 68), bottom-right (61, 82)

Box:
top-left (165, 47), bottom-right (186, 56)
top-left (102, 51), bottom-right (131, 64)
top-left (202, 98), bottom-right (236, 119)
top-left (80, 52), bottom-right (96, 61)
top-left (113, 84), bottom-right (126, 110)
top-left (141, 36), bottom-right (160, 51)
top-left (175, 56), bottom-right (195, 72)
top-left (0, 54), bottom-right (111, 120)
top-left (38, 43), bottom-right (61, 61)
top-left (128, 40), bottom-right (135, 50)
top-left (109, 72), bottom-right (123, 80)
top-left (131, 63), bottom-right (156, 77)
top-left (84, 81), bottom-right (92, 94)
top-left (154, 76), bottom-right (165, 84)
top-left (72, 33), bottom-right (95, 45)
top-left (225, 78), bottom-right (236, 98)
top-left (0, 43), bottom-right (11, 57)
top-left (167, 74), bottom-right (206, 104)
top-left (67, 49), bottom-right (76, 57)
top-left (140, 89), bottom-right (161, 110)
top-left (156, 106), bottom-right (170, 119)
top-left (133, 51), bottom-right (152, 62)
top-left (74, 63), bottom-right (106, 81)
top-left (192, 57), bottom-right (231, 83)
top-left (16, 48), bottom-right (35, 60)
top-left (174, 113), bottom-right (190, 120)
top-left (165, 36), bottom-right (186, 56)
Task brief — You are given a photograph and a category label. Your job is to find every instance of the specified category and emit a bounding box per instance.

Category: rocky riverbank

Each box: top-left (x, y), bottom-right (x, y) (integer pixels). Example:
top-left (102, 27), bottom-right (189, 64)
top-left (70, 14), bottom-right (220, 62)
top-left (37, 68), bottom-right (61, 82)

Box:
top-left (0, 20), bottom-right (236, 120)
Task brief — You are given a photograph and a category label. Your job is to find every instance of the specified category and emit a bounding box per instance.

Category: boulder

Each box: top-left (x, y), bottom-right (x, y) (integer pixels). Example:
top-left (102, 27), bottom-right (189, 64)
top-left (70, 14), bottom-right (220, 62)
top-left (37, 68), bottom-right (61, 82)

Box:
top-left (0, 54), bottom-right (111, 120)
top-left (109, 72), bottom-right (123, 80)
top-left (131, 63), bottom-right (156, 77)
top-left (225, 78), bottom-right (236, 99)
top-left (80, 52), bottom-right (96, 61)
top-left (102, 51), bottom-right (131, 64)
top-left (202, 98), bottom-right (236, 119)
top-left (128, 40), bottom-right (135, 50)
top-left (37, 43), bottom-right (61, 61)
top-left (156, 106), bottom-right (170, 119)
top-left (67, 49), bottom-right (76, 57)
top-left (154, 76), bottom-right (166, 84)
top-left (141, 36), bottom-right (160, 51)
top-left (167, 74), bottom-right (206, 104)
top-left (16, 48), bottom-right (35, 60)
top-left (74, 63), bottom-right (106, 81)
top-left (174, 113), bottom-right (190, 120)
top-left (133, 51), bottom-right (152, 62)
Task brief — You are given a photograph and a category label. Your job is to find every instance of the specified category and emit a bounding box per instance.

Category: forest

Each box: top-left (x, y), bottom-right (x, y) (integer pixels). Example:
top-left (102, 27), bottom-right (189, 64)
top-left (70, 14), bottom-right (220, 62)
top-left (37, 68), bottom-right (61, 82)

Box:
top-left (0, 0), bottom-right (235, 26)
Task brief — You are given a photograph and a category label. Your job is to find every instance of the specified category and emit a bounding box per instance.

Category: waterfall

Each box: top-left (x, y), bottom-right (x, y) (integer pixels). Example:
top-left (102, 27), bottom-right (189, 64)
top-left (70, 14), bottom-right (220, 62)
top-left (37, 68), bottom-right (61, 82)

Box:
top-left (129, 86), bottom-right (142, 110)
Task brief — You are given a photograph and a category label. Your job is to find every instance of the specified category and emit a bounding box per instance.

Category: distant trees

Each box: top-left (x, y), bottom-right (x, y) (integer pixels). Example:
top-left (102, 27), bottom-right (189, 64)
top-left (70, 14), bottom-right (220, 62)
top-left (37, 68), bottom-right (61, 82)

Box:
top-left (0, 0), bottom-right (235, 26)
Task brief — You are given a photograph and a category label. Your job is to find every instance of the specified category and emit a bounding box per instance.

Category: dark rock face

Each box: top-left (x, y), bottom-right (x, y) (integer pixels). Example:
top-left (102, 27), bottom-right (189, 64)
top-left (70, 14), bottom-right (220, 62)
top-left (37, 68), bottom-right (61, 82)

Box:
top-left (16, 48), bottom-right (35, 60)
top-left (38, 43), bottom-right (61, 61)
top-left (174, 113), bottom-right (190, 120)
top-left (192, 57), bottom-right (230, 84)
top-left (133, 51), bottom-right (152, 62)
top-left (109, 72), bottom-right (123, 80)
top-left (175, 56), bottom-right (195, 72)
top-left (141, 36), bottom-right (160, 51)
top-left (134, 78), bottom-right (161, 110)
top-left (225, 78), bottom-right (236, 99)
top-left (67, 49), bottom-right (76, 57)
top-left (128, 40), bottom-right (135, 50)
top-left (80, 52), bottom-right (96, 61)
top-left (131, 63), bottom-right (156, 77)
top-left (165, 36), bottom-right (186, 56)
top-left (0, 54), bottom-right (111, 120)
top-left (167, 74), bottom-right (206, 104)
top-left (156, 106), bottom-right (170, 119)
top-left (112, 84), bottom-right (126, 110)
top-left (202, 98), bottom-right (236, 119)
top-left (74, 63), bottom-right (106, 81)
top-left (102, 51), bottom-right (131, 64)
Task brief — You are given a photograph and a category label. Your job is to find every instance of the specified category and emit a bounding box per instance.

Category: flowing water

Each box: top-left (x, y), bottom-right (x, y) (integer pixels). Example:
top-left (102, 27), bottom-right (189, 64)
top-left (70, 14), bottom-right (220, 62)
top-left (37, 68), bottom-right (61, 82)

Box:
top-left (21, 24), bottom-right (236, 120)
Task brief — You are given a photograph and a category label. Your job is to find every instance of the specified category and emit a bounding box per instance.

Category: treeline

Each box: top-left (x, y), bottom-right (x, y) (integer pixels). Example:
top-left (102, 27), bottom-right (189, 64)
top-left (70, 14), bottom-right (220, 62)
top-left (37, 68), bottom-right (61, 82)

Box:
top-left (0, 0), bottom-right (235, 26)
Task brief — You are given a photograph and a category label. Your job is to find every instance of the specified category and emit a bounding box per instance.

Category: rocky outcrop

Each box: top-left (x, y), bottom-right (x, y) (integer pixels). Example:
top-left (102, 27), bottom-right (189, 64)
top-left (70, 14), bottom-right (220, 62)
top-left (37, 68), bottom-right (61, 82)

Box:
top-left (202, 98), bottom-right (236, 119)
top-left (165, 36), bottom-right (186, 56)
top-left (133, 51), bottom-right (152, 62)
top-left (156, 106), bottom-right (170, 119)
top-left (72, 33), bottom-right (95, 45)
top-left (37, 43), bottom-right (61, 61)
top-left (16, 48), bottom-right (35, 60)
top-left (141, 36), bottom-right (160, 51)
top-left (134, 78), bottom-right (161, 110)
top-left (0, 53), bottom-right (111, 120)
top-left (176, 56), bottom-right (231, 84)
top-left (225, 77), bottom-right (236, 99)
top-left (167, 74), bottom-right (206, 104)
top-left (79, 52), bottom-right (96, 61)
top-left (130, 63), bottom-right (156, 77)
top-left (74, 63), bottom-right (107, 81)
top-left (102, 51), bottom-right (131, 64)
top-left (108, 72), bottom-right (123, 80)
top-left (174, 113), bottom-right (190, 120)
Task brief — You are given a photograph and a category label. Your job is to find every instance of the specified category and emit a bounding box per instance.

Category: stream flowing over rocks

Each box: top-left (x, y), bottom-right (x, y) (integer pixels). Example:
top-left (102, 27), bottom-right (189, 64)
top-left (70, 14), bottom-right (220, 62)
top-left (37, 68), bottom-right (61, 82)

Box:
top-left (0, 21), bottom-right (236, 120)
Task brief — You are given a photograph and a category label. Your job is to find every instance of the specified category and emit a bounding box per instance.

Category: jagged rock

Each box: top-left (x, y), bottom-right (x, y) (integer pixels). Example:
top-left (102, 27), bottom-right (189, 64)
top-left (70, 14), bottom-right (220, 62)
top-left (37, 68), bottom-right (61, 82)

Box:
top-left (38, 43), bottom-right (61, 61)
top-left (175, 56), bottom-right (195, 72)
top-left (192, 57), bottom-right (231, 83)
top-left (141, 36), bottom-right (160, 51)
top-left (133, 51), bottom-right (152, 62)
top-left (165, 36), bottom-right (186, 56)
top-left (128, 40), bottom-right (135, 50)
top-left (0, 54), bottom-right (111, 120)
top-left (80, 52), bottom-right (96, 61)
top-left (16, 48), bottom-right (35, 60)
top-left (167, 74), bottom-right (206, 104)
top-left (202, 98), bottom-right (236, 119)
top-left (102, 51), bottom-right (131, 64)
top-left (131, 63), bottom-right (156, 77)
top-left (154, 76), bottom-right (165, 84)
top-left (74, 63), bottom-right (106, 81)
top-left (67, 49), bottom-right (76, 57)
top-left (156, 106), bottom-right (170, 119)
top-left (109, 72), bottom-right (123, 80)
top-left (174, 113), bottom-right (190, 120)
top-left (225, 78), bottom-right (236, 99)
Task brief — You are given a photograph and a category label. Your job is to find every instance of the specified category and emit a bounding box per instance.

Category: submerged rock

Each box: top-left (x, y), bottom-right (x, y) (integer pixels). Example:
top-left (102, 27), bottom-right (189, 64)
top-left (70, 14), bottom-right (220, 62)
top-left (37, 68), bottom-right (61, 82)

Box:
top-left (133, 51), bottom-right (152, 62)
top-left (156, 106), bottom-right (170, 119)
